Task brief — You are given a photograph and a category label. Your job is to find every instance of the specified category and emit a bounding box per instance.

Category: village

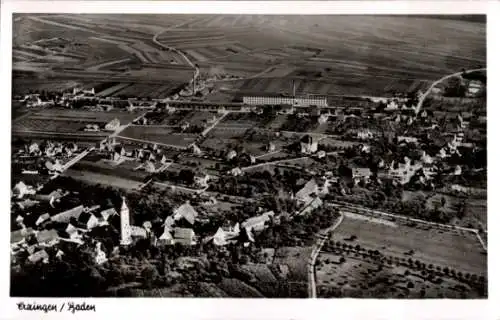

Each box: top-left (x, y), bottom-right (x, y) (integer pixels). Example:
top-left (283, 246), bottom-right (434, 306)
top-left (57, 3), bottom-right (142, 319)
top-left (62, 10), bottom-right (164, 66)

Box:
top-left (10, 67), bottom-right (487, 298)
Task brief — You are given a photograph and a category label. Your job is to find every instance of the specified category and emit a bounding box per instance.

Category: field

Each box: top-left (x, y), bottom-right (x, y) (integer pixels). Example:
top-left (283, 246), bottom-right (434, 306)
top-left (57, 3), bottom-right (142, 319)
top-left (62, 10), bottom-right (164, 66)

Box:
top-left (118, 126), bottom-right (197, 148)
top-left (12, 109), bottom-right (141, 141)
top-left (63, 156), bottom-right (150, 190)
top-left (331, 215), bottom-right (486, 275)
top-left (316, 252), bottom-right (484, 298)
top-left (13, 14), bottom-right (485, 100)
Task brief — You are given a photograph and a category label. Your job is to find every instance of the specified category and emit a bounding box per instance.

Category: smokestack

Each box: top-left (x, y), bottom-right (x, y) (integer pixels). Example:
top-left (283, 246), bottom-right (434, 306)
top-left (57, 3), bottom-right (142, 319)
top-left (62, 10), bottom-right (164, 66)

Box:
top-left (292, 79), bottom-right (296, 98)
top-left (192, 72), bottom-right (196, 96)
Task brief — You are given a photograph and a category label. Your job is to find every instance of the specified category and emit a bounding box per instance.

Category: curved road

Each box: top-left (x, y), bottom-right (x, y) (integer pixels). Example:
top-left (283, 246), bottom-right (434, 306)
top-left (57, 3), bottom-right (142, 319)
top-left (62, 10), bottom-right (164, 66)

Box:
top-left (415, 67), bottom-right (486, 114)
top-left (152, 29), bottom-right (200, 93)
top-left (308, 211), bottom-right (345, 298)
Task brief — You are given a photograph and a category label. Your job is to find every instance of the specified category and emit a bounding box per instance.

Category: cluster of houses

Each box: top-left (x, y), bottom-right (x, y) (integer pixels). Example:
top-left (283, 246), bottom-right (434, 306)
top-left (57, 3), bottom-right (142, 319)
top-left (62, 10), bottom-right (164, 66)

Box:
top-left (13, 141), bottom-right (81, 177)
top-left (10, 183), bottom-right (283, 267)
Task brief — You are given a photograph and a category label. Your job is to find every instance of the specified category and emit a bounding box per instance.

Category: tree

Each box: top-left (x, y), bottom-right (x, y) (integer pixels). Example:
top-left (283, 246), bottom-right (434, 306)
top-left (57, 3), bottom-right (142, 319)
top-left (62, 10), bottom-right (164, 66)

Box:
top-left (141, 264), bottom-right (159, 289)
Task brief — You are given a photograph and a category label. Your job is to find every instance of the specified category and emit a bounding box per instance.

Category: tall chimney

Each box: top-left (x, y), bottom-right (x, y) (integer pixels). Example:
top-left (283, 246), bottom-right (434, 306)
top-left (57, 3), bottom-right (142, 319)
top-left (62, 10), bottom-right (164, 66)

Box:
top-left (292, 79), bottom-right (296, 98)
top-left (192, 72), bottom-right (196, 96)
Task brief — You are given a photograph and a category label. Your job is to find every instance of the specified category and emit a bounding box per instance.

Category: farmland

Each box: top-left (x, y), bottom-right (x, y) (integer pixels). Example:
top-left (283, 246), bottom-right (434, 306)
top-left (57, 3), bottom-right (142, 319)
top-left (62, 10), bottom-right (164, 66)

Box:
top-left (13, 14), bottom-right (486, 100)
top-left (330, 214), bottom-right (486, 275)
top-left (316, 252), bottom-right (484, 298)
top-left (118, 126), bottom-right (197, 148)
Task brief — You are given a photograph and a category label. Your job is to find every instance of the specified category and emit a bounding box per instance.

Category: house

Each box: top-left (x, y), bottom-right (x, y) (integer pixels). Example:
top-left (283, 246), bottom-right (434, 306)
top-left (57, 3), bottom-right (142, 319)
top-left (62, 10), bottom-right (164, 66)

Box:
top-left (300, 135), bottom-right (318, 154)
top-left (130, 226), bottom-right (148, 239)
top-left (94, 242), bottom-right (108, 265)
top-left (172, 228), bottom-right (197, 245)
top-left (230, 167), bottom-right (243, 176)
top-left (84, 124), bottom-right (100, 132)
top-left (241, 211), bottom-right (274, 233)
top-left (35, 213), bottom-right (51, 226)
top-left (318, 113), bottom-right (329, 124)
top-left (28, 142), bottom-right (40, 154)
top-left (298, 197), bottom-right (323, 216)
top-left (105, 118), bottom-right (120, 131)
top-left (11, 227), bottom-right (35, 249)
top-left (388, 159), bottom-right (422, 185)
top-left (397, 136), bottom-right (418, 144)
top-left (13, 181), bottom-right (36, 199)
top-left (36, 229), bottom-right (60, 247)
top-left (385, 100), bottom-right (399, 111)
top-left (420, 151), bottom-right (434, 164)
top-left (51, 205), bottom-right (84, 223)
top-left (28, 249), bottom-right (49, 264)
top-left (267, 142), bottom-right (276, 153)
top-left (194, 174), bottom-right (210, 188)
top-left (352, 168), bottom-right (372, 182)
top-left (173, 202), bottom-right (198, 225)
top-left (212, 223), bottom-right (240, 246)
top-left (295, 179), bottom-right (319, 204)
top-left (357, 130), bottom-right (373, 140)
top-left (317, 150), bottom-right (326, 159)
top-left (163, 216), bottom-right (175, 229)
top-left (65, 223), bottom-right (85, 241)
top-left (191, 144), bottom-right (203, 156)
top-left (467, 80), bottom-right (482, 96)
top-left (226, 150), bottom-right (237, 161)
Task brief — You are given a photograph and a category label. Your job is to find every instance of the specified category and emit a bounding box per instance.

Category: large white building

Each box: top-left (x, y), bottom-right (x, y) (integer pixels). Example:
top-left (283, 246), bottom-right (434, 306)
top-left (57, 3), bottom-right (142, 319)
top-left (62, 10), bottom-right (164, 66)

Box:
top-left (243, 96), bottom-right (328, 107)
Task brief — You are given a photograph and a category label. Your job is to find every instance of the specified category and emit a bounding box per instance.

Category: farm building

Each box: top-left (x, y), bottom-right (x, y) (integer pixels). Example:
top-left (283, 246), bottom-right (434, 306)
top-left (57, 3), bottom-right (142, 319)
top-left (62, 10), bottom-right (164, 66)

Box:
top-left (243, 96), bottom-right (328, 107)
top-left (173, 202), bottom-right (199, 225)
top-left (467, 80), bottom-right (483, 96)
top-left (300, 135), bottom-right (319, 154)
top-left (105, 118), bottom-right (121, 131)
top-left (241, 211), bottom-right (274, 233)
top-left (295, 179), bottom-right (319, 204)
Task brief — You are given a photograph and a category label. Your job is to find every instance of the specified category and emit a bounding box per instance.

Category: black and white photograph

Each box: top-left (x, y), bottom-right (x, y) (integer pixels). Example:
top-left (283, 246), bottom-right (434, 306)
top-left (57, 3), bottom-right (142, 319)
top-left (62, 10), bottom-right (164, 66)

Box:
top-left (6, 3), bottom-right (491, 306)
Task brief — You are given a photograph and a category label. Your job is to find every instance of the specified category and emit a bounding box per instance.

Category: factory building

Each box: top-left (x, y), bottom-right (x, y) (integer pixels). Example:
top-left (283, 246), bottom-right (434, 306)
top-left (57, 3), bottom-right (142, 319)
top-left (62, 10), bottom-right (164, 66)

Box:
top-left (243, 96), bottom-right (328, 107)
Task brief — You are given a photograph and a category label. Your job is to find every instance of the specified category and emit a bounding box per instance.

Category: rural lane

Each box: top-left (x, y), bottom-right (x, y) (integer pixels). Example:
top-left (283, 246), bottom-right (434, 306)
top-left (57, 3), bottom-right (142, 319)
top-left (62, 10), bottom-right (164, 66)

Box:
top-left (415, 67), bottom-right (486, 115)
top-left (152, 26), bottom-right (200, 91)
top-left (308, 212), bottom-right (345, 298)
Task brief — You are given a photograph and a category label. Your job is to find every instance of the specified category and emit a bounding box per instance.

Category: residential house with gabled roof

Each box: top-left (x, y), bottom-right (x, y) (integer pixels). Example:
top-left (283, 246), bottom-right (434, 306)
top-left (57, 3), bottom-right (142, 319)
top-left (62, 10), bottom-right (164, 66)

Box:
top-left (172, 228), bottom-right (197, 245)
top-left (36, 229), bottom-right (60, 247)
top-left (11, 227), bottom-right (35, 250)
top-left (295, 179), bottom-right (319, 204)
top-left (28, 249), bottom-right (49, 264)
top-left (211, 223), bottom-right (240, 246)
top-left (35, 213), bottom-right (51, 226)
top-left (13, 181), bottom-right (36, 199)
top-left (51, 205), bottom-right (84, 223)
top-left (242, 211), bottom-right (274, 233)
top-left (298, 197), bottom-right (323, 216)
top-left (300, 135), bottom-right (319, 154)
top-left (173, 202), bottom-right (198, 225)
top-left (352, 167), bottom-right (372, 185)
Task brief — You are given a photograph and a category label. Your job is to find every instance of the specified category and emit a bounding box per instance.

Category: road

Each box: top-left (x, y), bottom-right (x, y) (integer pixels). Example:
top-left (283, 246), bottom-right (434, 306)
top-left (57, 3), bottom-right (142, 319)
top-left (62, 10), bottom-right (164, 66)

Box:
top-left (50, 147), bottom-right (95, 180)
top-left (201, 111), bottom-right (229, 136)
top-left (154, 181), bottom-right (208, 194)
top-left (415, 67), bottom-right (486, 114)
top-left (329, 200), bottom-right (479, 233)
top-left (308, 212), bottom-right (345, 298)
top-left (152, 24), bottom-right (200, 94)
top-left (115, 135), bottom-right (190, 150)
top-left (240, 156), bottom-right (310, 172)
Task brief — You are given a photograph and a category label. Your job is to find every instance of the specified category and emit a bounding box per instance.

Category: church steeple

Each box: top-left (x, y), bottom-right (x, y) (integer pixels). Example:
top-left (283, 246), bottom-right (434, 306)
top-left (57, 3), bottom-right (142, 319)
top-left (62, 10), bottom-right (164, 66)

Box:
top-left (120, 197), bottom-right (132, 246)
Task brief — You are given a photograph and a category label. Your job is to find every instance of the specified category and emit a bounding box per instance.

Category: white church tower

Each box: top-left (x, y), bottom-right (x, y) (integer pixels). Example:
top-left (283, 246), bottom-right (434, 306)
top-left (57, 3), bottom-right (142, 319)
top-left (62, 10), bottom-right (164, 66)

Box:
top-left (120, 197), bottom-right (132, 246)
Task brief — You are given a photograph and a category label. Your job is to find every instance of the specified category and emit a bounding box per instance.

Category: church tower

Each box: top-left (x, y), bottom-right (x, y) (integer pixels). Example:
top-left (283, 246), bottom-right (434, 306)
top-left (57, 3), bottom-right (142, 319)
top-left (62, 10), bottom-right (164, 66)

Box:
top-left (120, 197), bottom-right (132, 246)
